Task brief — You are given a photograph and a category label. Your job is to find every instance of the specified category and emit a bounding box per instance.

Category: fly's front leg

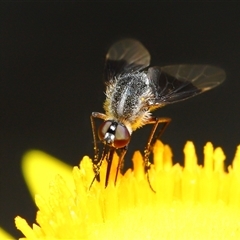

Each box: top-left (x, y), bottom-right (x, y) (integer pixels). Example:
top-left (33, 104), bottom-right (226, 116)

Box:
top-left (144, 117), bottom-right (171, 192)
top-left (89, 153), bottom-right (105, 189)
top-left (90, 112), bottom-right (107, 188)
top-left (90, 112), bottom-right (106, 163)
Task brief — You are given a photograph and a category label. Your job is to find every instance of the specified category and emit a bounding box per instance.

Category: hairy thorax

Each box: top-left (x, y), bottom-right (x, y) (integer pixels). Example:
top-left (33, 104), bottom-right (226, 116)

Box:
top-left (104, 72), bottom-right (154, 133)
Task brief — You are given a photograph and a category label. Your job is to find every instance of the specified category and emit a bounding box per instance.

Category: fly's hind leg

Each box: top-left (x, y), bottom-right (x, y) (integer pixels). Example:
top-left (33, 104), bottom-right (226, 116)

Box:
top-left (144, 117), bottom-right (171, 192)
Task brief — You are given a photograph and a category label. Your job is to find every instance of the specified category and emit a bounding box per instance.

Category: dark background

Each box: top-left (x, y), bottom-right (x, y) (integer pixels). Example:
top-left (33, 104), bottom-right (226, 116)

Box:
top-left (1, 2), bottom-right (240, 238)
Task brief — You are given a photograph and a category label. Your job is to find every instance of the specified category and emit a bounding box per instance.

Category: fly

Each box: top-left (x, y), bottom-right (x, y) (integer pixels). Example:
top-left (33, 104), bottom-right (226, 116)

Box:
top-left (90, 39), bottom-right (226, 191)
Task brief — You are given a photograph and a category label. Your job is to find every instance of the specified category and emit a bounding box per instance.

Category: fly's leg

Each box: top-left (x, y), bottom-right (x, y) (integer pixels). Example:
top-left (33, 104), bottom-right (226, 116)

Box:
top-left (89, 153), bottom-right (105, 189)
top-left (90, 112), bottom-right (106, 162)
top-left (144, 117), bottom-right (171, 192)
top-left (89, 112), bottom-right (107, 189)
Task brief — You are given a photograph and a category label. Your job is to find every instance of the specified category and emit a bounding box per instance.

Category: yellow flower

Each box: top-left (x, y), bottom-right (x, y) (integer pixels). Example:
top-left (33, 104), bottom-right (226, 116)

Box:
top-left (15, 141), bottom-right (240, 239)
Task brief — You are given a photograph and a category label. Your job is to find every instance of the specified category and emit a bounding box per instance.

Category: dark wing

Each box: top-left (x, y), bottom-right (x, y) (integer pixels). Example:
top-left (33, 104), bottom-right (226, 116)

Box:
top-left (147, 65), bottom-right (226, 107)
top-left (104, 39), bottom-right (150, 81)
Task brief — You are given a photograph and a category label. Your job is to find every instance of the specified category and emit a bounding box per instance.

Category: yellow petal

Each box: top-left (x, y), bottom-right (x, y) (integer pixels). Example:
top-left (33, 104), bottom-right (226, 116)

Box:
top-left (0, 227), bottom-right (14, 240)
top-left (22, 150), bottom-right (74, 199)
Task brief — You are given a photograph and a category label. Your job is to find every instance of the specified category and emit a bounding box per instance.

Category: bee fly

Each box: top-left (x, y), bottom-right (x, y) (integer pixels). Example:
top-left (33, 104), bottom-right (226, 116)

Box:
top-left (90, 39), bottom-right (225, 191)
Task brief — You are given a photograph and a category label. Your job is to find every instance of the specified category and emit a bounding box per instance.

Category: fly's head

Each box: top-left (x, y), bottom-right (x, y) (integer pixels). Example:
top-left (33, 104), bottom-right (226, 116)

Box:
top-left (98, 120), bottom-right (131, 148)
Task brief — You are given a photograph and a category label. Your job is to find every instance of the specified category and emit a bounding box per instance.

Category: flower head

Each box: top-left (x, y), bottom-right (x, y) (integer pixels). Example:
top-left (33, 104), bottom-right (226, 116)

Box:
top-left (15, 141), bottom-right (240, 239)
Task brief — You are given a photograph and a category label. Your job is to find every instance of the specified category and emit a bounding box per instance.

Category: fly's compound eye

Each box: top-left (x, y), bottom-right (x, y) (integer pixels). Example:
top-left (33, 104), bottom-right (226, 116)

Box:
top-left (114, 123), bottom-right (131, 148)
top-left (98, 120), bottom-right (112, 142)
top-left (98, 121), bottom-right (130, 148)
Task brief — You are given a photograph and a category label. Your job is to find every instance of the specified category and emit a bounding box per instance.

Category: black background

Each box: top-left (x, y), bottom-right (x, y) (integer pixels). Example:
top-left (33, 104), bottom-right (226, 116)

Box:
top-left (1, 2), bottom-right (240, 238)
